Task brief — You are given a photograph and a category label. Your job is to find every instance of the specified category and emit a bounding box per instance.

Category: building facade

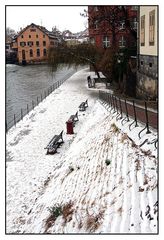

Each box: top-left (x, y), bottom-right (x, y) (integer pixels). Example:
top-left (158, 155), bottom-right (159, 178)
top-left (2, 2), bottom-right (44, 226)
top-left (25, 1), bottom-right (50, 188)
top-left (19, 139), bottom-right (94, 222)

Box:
top-left (88, 6), bottom-right (138, 50)
top-left (11, 23), bottom-right (59, 64)
top-left (137, 6), bottom-right (158, 100)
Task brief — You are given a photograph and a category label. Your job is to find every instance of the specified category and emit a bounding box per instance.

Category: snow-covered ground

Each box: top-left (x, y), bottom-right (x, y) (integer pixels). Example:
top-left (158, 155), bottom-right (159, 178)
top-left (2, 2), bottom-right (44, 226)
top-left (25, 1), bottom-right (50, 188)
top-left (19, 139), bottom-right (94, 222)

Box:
top-left (6, 68), bottom-right (158, 234)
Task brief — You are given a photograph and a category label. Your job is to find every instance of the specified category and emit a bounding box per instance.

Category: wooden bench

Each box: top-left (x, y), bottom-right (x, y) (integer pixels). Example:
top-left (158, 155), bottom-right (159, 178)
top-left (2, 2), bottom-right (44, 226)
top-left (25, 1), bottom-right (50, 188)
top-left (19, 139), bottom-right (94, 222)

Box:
top-left (44, 130), bottom-right (64, 154)
top-left (69, 111), bottom-right (79, 125)
top-left (79, 99), bottom-right (88, 111)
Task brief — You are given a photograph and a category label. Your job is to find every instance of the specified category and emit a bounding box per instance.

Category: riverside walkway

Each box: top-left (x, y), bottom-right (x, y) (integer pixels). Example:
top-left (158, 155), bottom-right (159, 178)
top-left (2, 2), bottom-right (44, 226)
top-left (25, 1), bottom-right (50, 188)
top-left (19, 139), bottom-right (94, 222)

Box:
top-left (6, 68), bottom-right (157, 234)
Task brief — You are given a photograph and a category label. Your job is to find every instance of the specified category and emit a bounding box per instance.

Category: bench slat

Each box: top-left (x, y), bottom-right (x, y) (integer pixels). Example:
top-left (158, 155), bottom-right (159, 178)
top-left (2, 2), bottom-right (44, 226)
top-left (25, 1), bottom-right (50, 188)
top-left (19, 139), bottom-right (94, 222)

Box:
top-left (45, 131), bottom-right (64, 154)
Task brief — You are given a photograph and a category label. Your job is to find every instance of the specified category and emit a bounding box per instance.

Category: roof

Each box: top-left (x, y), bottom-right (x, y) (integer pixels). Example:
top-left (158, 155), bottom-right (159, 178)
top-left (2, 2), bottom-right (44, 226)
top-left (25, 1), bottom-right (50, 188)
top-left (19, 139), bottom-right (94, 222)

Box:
top-left (14, 23), bottom-right (58, 40)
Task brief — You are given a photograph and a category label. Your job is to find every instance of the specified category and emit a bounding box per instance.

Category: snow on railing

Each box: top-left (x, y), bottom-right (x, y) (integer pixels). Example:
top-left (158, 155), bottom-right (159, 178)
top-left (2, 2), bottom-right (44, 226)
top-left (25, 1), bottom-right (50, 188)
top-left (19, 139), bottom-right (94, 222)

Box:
top-left (99, 90), bottom-right (158, 149)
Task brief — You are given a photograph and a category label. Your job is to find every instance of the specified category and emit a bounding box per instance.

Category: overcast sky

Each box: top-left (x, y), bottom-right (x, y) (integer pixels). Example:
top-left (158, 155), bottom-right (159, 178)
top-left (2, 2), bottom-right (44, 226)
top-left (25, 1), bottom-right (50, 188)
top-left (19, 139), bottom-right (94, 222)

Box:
top-left (6, 6), bottom-right (88, 33)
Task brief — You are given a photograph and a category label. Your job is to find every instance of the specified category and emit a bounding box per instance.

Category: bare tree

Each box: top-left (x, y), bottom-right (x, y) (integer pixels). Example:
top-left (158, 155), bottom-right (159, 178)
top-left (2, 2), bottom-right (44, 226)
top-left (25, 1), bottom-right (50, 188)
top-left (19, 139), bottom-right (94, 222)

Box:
top-left (48, 42), bottom-right (104, 78)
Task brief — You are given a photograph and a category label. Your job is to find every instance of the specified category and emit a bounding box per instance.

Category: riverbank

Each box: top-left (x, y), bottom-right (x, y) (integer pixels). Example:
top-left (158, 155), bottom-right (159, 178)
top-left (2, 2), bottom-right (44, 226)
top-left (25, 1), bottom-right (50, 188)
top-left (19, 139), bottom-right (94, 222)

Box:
top-left (6, 68), bottom-right (158, 234)
top-left (6, 64), bottom-right (82, 130)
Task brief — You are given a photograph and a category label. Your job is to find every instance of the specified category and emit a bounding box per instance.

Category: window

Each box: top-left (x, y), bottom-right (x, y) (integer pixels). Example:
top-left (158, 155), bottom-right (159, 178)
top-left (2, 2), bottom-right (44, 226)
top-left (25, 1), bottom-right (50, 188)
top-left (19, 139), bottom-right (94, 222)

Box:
top-left (43, 49), bottom-right (47, 57)
top-left (131, 6), bottom-right (138, 11)
top-left (141, 15), bottom-right (145, 46)
top-left (131, 18), bottom-right (138, 30)
top-left (43, 34), bottom-right (45, 38)
top-left (149, 10), bottom-right (155, 46)
top-left (94, 6), bottom-right (98, 11)
top-left (94, 20), bottom-right (98, 29)
top-left (30, 29), bottom-right (36, 32)
top-left (21, 35), bottom-right (24, 38)
top-left (102, 36), bottom-right (110, 48)
top-left (20, 42), bottom-right (26, 47)
top-left (29, 35), bottom-right (31, 38)
top-left (36, 34), bottom-right (38, 38)
top-left (43, 41), bottom-right (46, 46)
top-left (36, 41), bottom-right (39, 46)
top-left (30, 49), bottom-right (33, 57)
top-left (90, 37), bottom-right (95, 45)
top-left (50, 41), bottom-right (55, 45)
top-left (27, 41), bottom-right (33, 47)
top-left (36, 49), bottom-right (40, 57)
top-left (149, 62), bottom-right (152, 68)
top-left (119, 35), bottom-right (126, 47)
top-left (119, 21), bottom-right (125, 30)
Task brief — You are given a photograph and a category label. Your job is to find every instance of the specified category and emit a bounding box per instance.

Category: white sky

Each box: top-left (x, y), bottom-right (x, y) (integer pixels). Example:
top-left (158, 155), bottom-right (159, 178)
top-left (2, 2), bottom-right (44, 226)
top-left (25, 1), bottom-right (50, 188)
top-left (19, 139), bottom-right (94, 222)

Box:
top-left (6, 6), bottom-right (88, 33)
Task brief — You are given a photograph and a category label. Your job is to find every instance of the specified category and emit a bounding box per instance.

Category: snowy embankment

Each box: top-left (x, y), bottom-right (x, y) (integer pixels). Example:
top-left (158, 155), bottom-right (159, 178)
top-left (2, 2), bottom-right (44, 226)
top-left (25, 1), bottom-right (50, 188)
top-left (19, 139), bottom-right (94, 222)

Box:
top-left (6, 68), bottom-right (158, 234)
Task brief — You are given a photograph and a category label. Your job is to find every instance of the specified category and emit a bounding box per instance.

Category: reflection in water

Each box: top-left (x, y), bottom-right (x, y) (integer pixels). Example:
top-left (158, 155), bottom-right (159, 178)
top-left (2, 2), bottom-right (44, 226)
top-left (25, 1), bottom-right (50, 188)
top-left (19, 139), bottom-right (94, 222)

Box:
top-left (6, 64), bottom-right (82, 128)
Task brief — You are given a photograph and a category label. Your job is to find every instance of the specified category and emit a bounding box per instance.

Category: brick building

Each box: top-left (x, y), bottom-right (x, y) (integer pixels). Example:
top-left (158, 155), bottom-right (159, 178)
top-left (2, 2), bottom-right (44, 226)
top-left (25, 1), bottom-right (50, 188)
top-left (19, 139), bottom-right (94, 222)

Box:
top-left (88, 6), bottom-right (138, 50)
top-left (11, 23), bottom-right (60, 64)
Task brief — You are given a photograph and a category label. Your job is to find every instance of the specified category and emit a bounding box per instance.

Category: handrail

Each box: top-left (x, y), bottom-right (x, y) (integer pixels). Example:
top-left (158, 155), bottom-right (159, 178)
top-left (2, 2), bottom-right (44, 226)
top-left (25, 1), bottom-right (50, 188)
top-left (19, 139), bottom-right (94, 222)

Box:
top-left (6, 78), bottom-right (67, 132)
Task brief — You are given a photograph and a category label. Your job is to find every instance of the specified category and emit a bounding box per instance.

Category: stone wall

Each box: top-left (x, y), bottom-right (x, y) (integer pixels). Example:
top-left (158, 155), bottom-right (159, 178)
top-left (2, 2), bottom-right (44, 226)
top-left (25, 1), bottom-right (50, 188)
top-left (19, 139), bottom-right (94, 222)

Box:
top-left (136, 54), bottom-right (158, 100)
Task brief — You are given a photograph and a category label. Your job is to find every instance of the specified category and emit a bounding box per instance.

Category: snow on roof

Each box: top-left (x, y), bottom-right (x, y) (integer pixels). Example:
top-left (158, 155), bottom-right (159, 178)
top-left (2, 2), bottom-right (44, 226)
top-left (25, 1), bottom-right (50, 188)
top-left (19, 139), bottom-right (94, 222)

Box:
top-left (6, 68), bottom-right (158, 234)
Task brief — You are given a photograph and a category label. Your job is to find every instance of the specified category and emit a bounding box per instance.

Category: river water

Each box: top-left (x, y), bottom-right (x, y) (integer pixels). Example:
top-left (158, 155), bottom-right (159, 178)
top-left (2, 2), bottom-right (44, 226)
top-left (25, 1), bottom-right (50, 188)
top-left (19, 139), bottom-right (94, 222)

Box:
top-left (6, 64), bottom-right (84, 130)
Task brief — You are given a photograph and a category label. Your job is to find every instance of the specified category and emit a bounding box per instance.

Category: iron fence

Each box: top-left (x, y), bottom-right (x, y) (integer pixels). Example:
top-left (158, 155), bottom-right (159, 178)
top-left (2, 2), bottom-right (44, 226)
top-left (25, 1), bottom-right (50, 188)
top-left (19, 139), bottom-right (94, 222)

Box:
top-left (99, 90), bottom-right (158, 148)
top-left (6, 78), bottom-right (66, 132)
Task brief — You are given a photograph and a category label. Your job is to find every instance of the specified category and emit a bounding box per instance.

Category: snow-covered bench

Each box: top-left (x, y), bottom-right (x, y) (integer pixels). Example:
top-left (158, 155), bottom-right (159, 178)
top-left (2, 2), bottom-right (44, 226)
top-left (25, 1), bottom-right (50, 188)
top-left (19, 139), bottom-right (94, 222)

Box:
top-left (79, 99), bottom-right (88, 111)
top-left (44, 130), bottom-right (64, 154)
top-left (69, 111), bottom-right (79, 125)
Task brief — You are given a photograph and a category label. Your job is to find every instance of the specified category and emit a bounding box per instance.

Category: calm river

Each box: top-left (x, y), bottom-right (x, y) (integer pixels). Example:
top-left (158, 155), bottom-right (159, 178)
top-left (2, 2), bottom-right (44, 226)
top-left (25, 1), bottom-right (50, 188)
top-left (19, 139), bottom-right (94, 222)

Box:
top-left (6, 64), bottom-right (83, 130)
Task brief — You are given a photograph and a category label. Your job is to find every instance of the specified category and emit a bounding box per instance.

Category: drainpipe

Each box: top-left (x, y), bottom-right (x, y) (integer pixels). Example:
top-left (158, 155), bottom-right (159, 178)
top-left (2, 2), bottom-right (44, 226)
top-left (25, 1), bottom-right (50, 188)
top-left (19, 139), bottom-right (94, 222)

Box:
top-left (137, 6), bottom-right (140, 70)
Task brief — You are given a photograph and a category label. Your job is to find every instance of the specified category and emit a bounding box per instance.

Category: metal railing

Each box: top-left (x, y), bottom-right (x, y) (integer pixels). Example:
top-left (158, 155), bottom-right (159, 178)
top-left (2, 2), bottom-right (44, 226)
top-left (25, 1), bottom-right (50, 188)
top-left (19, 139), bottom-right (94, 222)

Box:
top-left (6, 78), bottom-right (66, 132)
top-left (99, 90), bottom-right (158, 148)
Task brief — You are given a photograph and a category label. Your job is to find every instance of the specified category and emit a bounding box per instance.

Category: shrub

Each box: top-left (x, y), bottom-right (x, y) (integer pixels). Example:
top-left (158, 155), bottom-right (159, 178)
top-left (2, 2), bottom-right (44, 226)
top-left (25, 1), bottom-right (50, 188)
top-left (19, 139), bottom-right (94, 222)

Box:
top-left (48, 204), bottom-right (63, 219)
top-left (69, 166), bottom-right (74, 172)
top-left (45, 202), bottom-right (74, 232)
top-left (86, 211), bottom-right (104, 232)
top-left (105, 159), bottom-right (111, 166)
top-left (45, 204), bottom-right (63, 232)
top-left (62, 201), bottom-right (74, 223)
top-left (111, 123), bottom-right (119, 133)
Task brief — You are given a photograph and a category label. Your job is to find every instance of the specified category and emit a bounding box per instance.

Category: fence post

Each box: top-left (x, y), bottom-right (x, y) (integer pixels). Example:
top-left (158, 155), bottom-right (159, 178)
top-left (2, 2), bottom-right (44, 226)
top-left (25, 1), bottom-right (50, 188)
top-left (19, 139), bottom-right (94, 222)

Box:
top-left (27, 104), bottom-right (29, 114)
top-left (125, 99), bottom-right (129, 121)
top-left (119, 98), bottom-right (123, 119)
top-left (14, 114), bottom-right (16, 126)
top-left (21, 108), bottom-right (23, 120)
top-left (44, 90), bottom-right (46, 98)
top-left (32, 100), bottom-right (34, 109)
top-left (112, 95), bottom-right (116, 112)
top-left (37, 96), bottom-right (39, 105)
top-left (133, 100), bottom-right (138, 127)
top-left (110, 94), bottom-right (113, 112)
top-left (115, 97), bottom-right (118, 114)
top-left (129, 100), bottom-right (138, 130)
top-left (41, 94), bottom-right (42, 101)
top-left (145, 102), bottom-right (151, 134)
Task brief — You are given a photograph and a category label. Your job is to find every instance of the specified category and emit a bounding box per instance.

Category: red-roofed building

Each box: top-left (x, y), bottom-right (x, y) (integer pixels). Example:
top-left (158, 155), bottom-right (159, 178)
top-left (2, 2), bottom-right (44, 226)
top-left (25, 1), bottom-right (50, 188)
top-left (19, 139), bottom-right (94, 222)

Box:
top-left (11, 23), bottom-right (60, 64)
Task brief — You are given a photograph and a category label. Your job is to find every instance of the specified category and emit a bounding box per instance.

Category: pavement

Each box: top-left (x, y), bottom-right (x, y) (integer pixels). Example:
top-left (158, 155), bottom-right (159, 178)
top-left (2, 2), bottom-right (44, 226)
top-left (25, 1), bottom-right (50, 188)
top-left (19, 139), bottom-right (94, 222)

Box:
top-left (6, 68), bottom-right (158, 234)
